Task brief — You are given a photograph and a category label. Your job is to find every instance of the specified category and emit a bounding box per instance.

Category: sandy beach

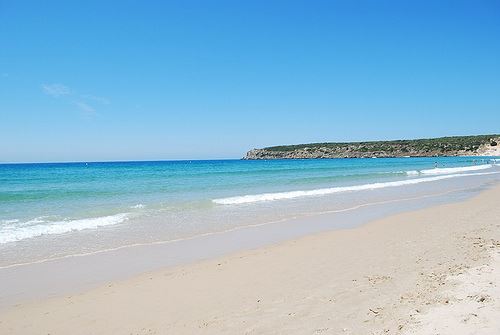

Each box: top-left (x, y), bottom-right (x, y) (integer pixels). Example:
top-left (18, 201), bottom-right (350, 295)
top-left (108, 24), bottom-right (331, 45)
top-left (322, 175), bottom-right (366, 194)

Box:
top-left (3, 0), bottom-right (500, 333)
top-left (1, 184), bottom-right (499, 334)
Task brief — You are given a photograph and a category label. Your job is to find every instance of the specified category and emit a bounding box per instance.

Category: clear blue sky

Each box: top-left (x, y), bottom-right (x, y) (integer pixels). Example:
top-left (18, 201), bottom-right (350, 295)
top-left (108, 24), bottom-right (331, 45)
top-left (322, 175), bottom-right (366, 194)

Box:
top-left (1, 0), bottom-right (499, 162)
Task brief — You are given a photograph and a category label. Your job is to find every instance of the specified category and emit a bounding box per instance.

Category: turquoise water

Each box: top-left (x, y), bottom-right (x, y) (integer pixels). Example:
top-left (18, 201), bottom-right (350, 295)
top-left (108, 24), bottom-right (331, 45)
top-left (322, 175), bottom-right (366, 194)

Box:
top-left (1, 156), bottom-right (499, 265)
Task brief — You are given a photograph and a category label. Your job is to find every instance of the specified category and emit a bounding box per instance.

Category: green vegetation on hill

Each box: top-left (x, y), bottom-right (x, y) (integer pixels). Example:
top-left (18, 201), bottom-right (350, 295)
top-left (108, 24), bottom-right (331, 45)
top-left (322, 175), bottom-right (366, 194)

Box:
top-left (264, 135), bottom-right (498, 153)
top-left (245, 135), bottom-right (500, 159)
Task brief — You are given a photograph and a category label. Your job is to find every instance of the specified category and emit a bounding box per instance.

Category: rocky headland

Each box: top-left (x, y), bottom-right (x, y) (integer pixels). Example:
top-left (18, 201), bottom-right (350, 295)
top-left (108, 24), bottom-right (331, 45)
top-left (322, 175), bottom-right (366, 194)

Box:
top-left (245, 135), bottom-right (500, 160)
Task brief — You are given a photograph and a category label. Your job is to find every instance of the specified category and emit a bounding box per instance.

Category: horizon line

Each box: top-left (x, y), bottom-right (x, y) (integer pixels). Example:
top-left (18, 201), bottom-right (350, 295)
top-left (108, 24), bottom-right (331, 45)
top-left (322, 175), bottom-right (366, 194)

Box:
top-left (2, 133), bottom-right (498, 165)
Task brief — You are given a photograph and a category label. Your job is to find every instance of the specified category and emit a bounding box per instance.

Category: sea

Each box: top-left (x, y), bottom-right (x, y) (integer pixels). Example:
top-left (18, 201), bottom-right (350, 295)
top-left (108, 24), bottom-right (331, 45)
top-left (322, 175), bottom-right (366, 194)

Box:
top-left (1, 156), bottom-right (500, 268)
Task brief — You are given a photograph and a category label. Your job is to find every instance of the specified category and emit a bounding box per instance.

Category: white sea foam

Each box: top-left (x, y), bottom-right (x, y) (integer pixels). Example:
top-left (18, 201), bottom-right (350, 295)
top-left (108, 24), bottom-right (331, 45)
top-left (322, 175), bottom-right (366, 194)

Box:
top-left (131, 204), bottom-right (145, 209)
top-left (213, 171), bottom-right (499, 205)
top-left (419, 164), bottom-right (492, 175)
top-left (0, 213), bottom-right (129, 244)
top-left (406, 164), bottom-right (492, 176)
top-left (0, 219), bottom-right (20, 224)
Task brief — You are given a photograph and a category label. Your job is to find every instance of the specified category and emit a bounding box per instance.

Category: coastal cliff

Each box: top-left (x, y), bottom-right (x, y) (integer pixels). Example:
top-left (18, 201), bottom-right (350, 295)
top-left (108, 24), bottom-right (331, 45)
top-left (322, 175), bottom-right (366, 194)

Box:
top-left (245, 135), bottom-right (500, 160)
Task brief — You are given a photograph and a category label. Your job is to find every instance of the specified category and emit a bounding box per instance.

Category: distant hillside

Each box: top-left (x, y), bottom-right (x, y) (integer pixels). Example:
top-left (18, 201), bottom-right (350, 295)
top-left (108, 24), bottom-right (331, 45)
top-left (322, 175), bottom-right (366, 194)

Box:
top-left (244, 135), bottom-right (500, 160)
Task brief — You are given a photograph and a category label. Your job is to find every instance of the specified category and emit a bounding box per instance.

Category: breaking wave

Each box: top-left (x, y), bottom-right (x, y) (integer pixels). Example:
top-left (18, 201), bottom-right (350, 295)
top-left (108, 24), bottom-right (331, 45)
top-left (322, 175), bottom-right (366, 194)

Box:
top-left (213, 171), bottom-right (497, 205)
top-left (0, 213), bottom-right (129, 244)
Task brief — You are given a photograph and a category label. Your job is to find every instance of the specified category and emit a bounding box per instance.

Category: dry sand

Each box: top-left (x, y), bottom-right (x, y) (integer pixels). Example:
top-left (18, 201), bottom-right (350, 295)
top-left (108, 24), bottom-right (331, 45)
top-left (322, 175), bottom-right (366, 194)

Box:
top-left (1, 184), bottom-right (499, 334)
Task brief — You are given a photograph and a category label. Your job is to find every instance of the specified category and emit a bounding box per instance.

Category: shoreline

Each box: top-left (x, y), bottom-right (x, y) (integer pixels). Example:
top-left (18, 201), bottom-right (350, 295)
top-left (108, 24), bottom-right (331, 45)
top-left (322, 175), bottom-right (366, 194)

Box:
top-left (1, 183), bottom-right (499, 333)
top-left (0, 175), bottom-right (497, 310)
top-left (2, 158), bottom-right (498, 269)
top-left (0, 184), bottom-right (488, 271)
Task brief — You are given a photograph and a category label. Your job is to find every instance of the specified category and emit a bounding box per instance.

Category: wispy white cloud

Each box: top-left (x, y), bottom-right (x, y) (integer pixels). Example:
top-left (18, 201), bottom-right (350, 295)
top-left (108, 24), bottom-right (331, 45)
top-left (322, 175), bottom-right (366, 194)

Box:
top-left (42, 83), bottom-right (71, 97)
top-left (75, 101), bottom-right (96, 114)
top-left (41, 83), bottom-right (109, 116)
top-left (80, 94), bottom-right (110, 105)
